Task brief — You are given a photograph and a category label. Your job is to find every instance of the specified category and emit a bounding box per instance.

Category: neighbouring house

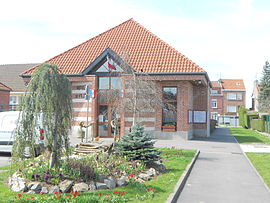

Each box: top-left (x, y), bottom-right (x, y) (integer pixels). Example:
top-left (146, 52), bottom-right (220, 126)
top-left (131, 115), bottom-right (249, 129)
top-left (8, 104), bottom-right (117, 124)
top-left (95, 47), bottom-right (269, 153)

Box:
top-left (251, 80), bottom-right (260, 112)
top-left (210, 79), bottom-right (246, 126)
top-left (20, 19), bottom-right (211, 140)
top-left (0, 64), bottom-right (39, 108)
top-left (0, 82), bottom-right (11, 111)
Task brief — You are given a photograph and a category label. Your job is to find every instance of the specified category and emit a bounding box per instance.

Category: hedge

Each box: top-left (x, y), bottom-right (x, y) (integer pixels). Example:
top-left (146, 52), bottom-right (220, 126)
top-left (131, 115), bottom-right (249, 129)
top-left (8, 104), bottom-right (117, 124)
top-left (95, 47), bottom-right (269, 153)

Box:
top-left (244, 113), bottom-right (259, 128)
top-left (251, 118), bottom-right (265, 132)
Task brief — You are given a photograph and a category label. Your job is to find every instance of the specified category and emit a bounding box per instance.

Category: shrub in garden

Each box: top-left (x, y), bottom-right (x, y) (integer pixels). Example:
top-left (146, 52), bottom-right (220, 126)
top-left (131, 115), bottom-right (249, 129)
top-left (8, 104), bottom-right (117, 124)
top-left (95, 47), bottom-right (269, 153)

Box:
top-left (114, 124), bottom-right (161, 165)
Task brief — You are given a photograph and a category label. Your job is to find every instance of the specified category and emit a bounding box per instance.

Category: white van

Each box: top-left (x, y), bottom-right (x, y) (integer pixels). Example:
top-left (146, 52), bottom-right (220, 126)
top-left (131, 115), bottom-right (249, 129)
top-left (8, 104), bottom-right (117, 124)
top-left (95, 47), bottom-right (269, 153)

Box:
top-left (0, 111), bottom-right (45, 154)
top-left (0, 111), bottom-right (19, 153)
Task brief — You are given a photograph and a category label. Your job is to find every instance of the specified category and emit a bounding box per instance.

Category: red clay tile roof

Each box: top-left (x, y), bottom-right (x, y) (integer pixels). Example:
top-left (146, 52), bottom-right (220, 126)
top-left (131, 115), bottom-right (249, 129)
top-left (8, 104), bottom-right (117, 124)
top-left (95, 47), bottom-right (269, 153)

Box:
top-left (22, 18), bottom-right (205, 76)
top-left (220, 79), bottom-right (245, 90)
top-left (211, 81), bottom-right (221, 88)
top-left (0, 82), bottom-right (11, 91)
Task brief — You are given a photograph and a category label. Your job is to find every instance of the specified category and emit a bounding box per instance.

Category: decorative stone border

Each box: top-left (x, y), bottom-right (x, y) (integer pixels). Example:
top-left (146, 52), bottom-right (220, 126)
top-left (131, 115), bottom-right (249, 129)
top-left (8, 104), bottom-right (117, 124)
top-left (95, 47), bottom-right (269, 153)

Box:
top-left (166, 150), bottom-right (200, 203)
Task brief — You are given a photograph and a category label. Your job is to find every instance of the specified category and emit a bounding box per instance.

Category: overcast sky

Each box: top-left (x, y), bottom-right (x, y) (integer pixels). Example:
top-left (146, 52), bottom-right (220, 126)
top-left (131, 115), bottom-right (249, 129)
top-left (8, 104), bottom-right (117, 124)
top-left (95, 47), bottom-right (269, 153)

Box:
top-left (1, 0), bottom-right (269, 108)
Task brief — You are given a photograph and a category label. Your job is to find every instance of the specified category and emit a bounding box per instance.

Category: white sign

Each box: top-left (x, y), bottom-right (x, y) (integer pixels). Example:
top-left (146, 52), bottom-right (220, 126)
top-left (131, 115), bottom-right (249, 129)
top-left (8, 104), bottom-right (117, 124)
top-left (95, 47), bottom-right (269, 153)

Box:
top-left (193, 111), bottom-right (206, 123)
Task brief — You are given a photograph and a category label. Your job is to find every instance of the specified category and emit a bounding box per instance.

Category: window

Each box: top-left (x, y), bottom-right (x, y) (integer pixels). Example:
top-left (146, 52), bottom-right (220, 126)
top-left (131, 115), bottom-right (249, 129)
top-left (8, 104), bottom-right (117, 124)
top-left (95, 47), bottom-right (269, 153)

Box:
top-left (227, 93), bottom-right (242, 100)
top-left (162, 87), bottom-right (177, 131)
top-left (211, 89), bottom-right (219, 94)
top-left (99, 77), bottom-right (121, 90)
top-left (227, 105), bottom-right (237, 113)
top-left (211, 99), bottom-right (217, 108)
top-left (98, 77), bottom-right (121, 104)
top-left (10, 96), bottom-right (17, 105)
top-left (211, 112), bottom-right (218, 120)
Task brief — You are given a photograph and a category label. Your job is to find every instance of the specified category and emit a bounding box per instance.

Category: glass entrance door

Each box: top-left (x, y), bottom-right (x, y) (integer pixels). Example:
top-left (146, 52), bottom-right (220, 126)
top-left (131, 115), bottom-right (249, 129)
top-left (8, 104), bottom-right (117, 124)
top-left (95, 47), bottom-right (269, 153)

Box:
top-left (98, 105), bottom-right (117, 137)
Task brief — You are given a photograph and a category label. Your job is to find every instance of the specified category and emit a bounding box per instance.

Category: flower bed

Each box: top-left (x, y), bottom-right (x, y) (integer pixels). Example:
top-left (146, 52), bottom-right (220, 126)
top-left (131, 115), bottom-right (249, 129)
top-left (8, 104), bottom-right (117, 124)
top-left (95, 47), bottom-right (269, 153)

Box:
top-left (2, 148), bottom-right (196, 202)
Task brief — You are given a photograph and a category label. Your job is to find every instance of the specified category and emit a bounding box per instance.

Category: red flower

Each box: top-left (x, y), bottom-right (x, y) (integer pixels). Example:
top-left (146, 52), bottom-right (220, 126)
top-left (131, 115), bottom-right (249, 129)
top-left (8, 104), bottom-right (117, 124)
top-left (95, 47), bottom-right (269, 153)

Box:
top-left (130, 173), bottom-right (135, 176)
top-left (113, 191), bottom-right (119, 194)
top-left (121, 191), bottom-right (126, 196)
top-left (58, 196), bottom-right (62, 199)
top-left (31, 197), bottom-right (35, 199)
top-left (73, 194), bottom-right (77, 197)
top-left (98, 193), bottom-right (103, 196)
top-left (148, 187), bottom-right (155, 192)
top-left (78, 194), bottom-right (81, 196)
top-left (40, 192), bottom-right (44, 195)
top-left (17, 194), bottom-right (22, 198)
top-left (65, 195), bottom-right (70, 197)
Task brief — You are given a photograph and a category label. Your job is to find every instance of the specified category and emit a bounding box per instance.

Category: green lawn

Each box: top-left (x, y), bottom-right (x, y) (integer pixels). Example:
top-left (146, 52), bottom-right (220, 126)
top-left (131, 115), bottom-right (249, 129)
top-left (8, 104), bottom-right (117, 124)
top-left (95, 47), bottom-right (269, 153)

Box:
top-left (246, 153), bottom-right (270, 188)
top-left (229, 127), bottom-right (270, 144)
top-left (0, 148), bottom-right (196, 202)
top-left (229, 127), bottom-right (270, 190)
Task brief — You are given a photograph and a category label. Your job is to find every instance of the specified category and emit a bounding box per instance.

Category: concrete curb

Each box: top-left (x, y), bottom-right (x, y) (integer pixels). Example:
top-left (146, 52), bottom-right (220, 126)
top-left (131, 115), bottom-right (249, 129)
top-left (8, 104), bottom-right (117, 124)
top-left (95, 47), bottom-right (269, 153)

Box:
top-left (231, 132), bottom-right (270, 194)
top-left (166, 150), bottom-right (200, 203)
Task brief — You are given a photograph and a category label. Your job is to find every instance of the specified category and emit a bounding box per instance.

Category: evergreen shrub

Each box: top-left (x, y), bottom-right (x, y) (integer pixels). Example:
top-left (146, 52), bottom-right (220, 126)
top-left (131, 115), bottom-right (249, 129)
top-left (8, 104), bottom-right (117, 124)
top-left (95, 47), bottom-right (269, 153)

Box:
top-left (114, 124), bottom-right (161, 165)
top-left (251, 119), bottom-right (265, 132)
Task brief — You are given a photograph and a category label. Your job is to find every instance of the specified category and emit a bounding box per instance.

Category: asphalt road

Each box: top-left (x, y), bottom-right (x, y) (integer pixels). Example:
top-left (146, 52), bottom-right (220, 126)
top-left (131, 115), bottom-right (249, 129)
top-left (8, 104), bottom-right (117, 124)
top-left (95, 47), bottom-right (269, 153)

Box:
top-left (0, 152), bottom-right (11, 167)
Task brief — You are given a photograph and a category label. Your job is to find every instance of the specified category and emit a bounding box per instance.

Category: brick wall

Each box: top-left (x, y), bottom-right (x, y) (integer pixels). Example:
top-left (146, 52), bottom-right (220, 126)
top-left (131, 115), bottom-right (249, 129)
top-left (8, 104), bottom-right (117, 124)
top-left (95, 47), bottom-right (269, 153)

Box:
top-left (223, 91), bottom-right (246, 114)
top-left (0, 90), bottom-right (10, 105)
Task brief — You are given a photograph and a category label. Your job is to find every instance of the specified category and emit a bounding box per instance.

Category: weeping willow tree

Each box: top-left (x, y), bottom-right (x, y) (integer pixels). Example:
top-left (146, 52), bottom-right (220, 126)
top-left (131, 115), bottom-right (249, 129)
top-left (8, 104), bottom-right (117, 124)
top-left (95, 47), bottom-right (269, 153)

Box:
top-left (12, 63), bottom-right (72, 168)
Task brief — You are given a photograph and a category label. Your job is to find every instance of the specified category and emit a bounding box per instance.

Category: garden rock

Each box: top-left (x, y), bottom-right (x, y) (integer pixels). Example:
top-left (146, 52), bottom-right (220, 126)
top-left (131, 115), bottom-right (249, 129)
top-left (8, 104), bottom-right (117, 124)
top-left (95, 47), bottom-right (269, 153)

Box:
top-left (40, 187), bottom-right (49, 194)
top-left (97, 174), bottom-right (108, 183)
top-left (30, 182), bottom-right (42, 193)
top-left (149, 161), bottom-right (166, 173)
top-left (9, 173), bottom-right (27, 192)
top-left (59, 180), bottom-right (74, 193)
top-left (96, 182), bottom-right (108, 190)
top-left (146, 168), bottom-right (157, 177)
top-left (73, 182), bottom-right (89, 192)
top-left (49, 186), bottom-right (60, 194)
top-left (135, 178), bottom-right (145, 183)
top-left (88, 181), bottom-right (97, 191)
top-left (116, 176), bottom-right (128, 187)
top-left (138, 173), bottom-right (151, 181)
top-left (104, 178), bottom-right (116, 189)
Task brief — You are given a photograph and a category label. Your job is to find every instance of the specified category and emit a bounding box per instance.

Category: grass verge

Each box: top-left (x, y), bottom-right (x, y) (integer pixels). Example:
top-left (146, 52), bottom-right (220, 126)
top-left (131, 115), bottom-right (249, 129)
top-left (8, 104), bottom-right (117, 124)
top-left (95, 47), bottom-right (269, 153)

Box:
top-left (0, 148), bottom-right (196, 202)
top-left (229, 127), bottom-right (270, 144)
top-left (246, 153), bottom-right (270, 188)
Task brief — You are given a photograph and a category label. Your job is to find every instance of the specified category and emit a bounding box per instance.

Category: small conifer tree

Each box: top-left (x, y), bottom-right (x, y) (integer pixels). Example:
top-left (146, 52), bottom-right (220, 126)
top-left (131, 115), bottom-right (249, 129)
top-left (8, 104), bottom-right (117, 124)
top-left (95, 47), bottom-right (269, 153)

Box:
top-left (115, 124), bottom-right (160, 164)
top-left (258, 61), bottom-right (270, 113)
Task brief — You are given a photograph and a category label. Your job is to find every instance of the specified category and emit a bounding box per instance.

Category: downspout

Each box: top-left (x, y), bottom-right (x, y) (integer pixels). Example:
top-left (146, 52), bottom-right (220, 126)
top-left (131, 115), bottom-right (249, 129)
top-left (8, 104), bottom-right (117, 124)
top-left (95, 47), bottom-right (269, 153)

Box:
top-left (207, 81), bottom-right (211, 137)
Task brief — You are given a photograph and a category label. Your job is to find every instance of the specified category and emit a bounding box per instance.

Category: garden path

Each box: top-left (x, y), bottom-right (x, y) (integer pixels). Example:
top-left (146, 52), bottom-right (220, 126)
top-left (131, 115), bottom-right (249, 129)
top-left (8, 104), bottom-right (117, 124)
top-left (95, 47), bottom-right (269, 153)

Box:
top-left (155, 128), bottom-right (270, 203)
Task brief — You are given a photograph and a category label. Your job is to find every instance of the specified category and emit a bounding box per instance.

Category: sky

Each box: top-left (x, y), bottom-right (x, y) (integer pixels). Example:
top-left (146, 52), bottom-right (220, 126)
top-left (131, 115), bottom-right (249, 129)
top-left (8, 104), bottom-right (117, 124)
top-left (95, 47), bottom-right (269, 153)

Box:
top-left (1, 0), bottom-right (270, 108)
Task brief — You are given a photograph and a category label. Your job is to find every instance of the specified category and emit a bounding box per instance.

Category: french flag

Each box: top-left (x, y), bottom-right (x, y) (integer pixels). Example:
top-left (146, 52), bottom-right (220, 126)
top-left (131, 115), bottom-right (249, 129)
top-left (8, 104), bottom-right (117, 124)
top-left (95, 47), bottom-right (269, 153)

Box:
top-left (89, 89), bottom-right (97, 98)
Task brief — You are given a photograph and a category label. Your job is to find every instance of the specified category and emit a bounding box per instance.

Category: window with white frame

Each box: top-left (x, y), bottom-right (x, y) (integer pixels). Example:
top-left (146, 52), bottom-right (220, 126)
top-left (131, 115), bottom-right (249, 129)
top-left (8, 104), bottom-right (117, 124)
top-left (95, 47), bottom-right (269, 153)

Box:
top-left (227, 92), bottom-right (242, 100)
top-left (211, 99), bottom-right (217, 108)
top-left (211, 89), bottom-right (219, 94)
top-left (211, 112), bottom-right (218, 120)
top-left (227, 105), bottom-right (237, 112)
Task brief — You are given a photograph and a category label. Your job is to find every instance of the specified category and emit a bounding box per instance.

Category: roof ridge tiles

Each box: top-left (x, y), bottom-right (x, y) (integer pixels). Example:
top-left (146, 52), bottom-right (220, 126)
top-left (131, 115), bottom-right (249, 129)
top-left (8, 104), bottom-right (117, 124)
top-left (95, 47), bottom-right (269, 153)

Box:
top-left (21, 18), bottom-right (206, 75)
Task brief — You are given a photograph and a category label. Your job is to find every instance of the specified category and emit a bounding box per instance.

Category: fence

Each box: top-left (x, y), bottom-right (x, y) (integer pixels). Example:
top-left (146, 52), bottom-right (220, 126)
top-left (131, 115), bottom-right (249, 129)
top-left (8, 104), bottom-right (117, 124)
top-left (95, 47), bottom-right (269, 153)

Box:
top-left (0, 105), bottom-right (19, 112)
top-left (264, 115), bottom-right (270, 134)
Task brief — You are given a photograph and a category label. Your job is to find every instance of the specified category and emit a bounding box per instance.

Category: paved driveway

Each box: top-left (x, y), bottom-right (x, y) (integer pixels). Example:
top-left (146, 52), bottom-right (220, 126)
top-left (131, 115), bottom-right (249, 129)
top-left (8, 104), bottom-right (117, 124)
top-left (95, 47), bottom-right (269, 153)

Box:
top-left (0, 152), bottom-right (11, 167)
top-left (155, 128), bottom-right (270, 203)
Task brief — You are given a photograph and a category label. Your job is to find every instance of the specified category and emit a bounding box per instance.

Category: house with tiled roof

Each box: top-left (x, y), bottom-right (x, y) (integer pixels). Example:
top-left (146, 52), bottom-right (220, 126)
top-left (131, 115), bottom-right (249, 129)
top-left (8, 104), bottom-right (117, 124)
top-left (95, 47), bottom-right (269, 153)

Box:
top-left (0, 64), bottom-right (39, 106)
top-left (0, 82), bottom-right (11, 111)
top-left (21, 19), bottom-right (211, 140)
top-left (210, 79), bottom-right (246, 126)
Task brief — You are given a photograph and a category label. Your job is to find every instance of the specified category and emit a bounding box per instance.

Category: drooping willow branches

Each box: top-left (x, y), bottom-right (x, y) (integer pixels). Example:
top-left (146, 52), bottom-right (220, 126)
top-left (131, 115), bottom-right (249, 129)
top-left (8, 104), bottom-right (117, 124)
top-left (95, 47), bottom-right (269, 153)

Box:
top-left (12, 63), bottom-right (72, 168)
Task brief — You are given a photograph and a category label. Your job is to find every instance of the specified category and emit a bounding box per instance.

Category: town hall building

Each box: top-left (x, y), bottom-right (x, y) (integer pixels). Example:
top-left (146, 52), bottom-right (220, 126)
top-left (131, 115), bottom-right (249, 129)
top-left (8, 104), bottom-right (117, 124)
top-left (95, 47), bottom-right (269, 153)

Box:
top-left (21, 19), bottom-right (211, 140)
